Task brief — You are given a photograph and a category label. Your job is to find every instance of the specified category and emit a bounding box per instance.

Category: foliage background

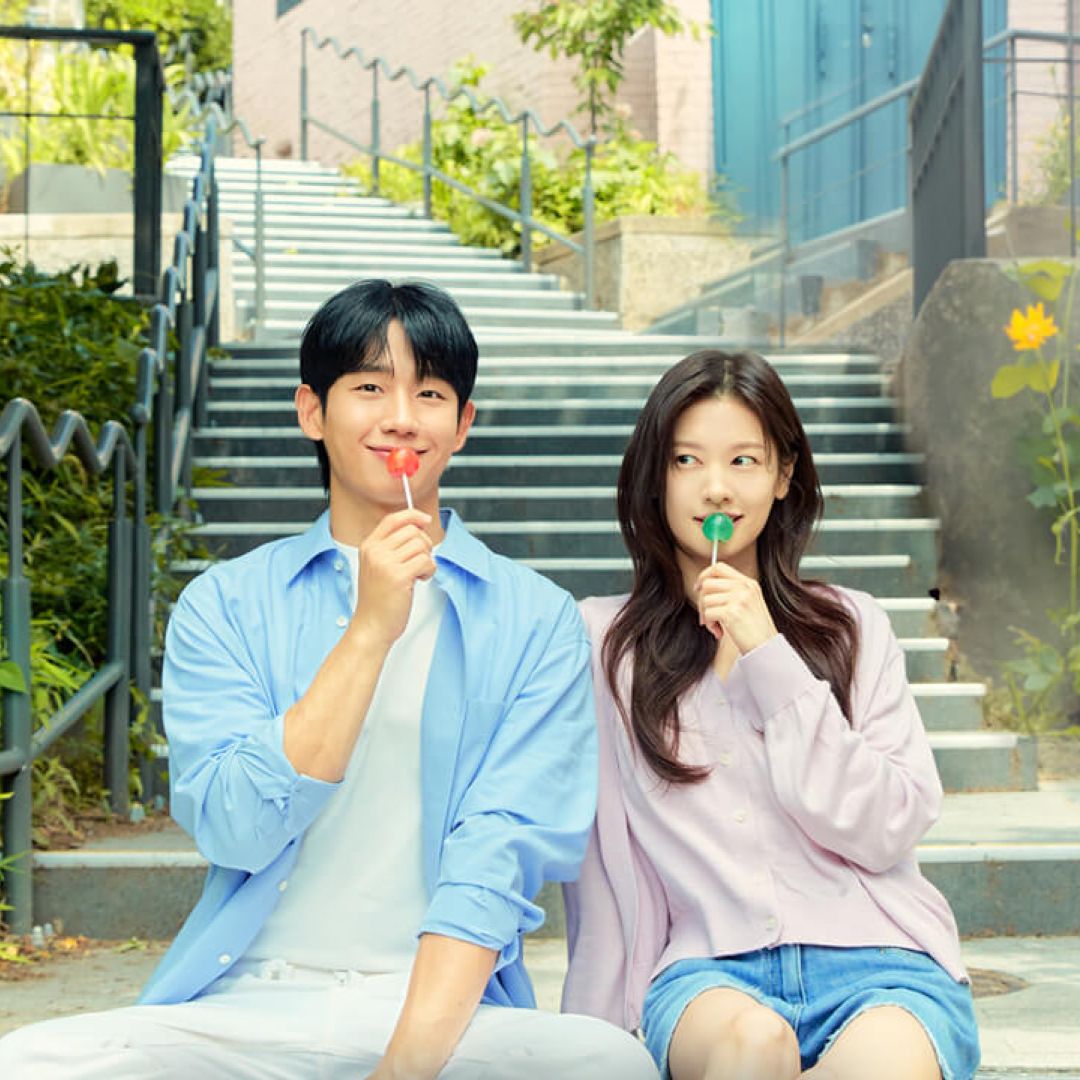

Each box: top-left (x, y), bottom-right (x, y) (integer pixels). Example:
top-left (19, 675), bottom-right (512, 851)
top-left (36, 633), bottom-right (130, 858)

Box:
top-left (0, 256), bottom-right (198, 845)
top-left (342, 61), bottom-right (730, 258)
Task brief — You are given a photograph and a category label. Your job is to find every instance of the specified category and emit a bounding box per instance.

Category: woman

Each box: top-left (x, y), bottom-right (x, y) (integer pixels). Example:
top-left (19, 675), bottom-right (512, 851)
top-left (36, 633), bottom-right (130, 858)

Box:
top-left (562, 350), bottom-right (980, 1080)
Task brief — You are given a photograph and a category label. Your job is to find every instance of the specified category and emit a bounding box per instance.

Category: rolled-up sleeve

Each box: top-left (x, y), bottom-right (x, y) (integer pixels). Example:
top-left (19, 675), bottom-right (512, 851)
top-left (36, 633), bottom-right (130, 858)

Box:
top-left (164, 577), bottom-right (339, 873)
top-left (419, 606), bottom-right (598, 970)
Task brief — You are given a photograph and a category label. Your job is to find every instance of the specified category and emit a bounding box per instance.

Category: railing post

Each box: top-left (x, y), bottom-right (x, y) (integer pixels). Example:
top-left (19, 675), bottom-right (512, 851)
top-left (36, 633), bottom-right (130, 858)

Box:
top-left (583, 138), bottom-right (596, 309)
top-left (1, 433), bottom-right (33, 934)
top-left (153, 310), bottom-right (173, 516)
top-left (130, 417), bottom-right (153, 803)
top-left (254, 141), bottom-right (266, 340)
top-left (177, 278), bottom-right (195, 496)
top-left (519, 114), bottom-right (532, 271)
top-left (422, 83), bottom-right (433, 218)
top-left (299, 29), bottom-right (309, 161)
top-left (193, 208), bottom-right (209, 431)
top-left (207, 163), bottom-right (220, 351)
top-left (778, 151), bottom-right (790, 347)
top-left (1069, 0), bottom-right (1077, 257)
top-left (371, 65), bottom-right (381, 196)
top-left (1008, 34), bottom-right (1018, 204)
top-left (103, 452), bottom-right (132, 817)
top-left (132, 36), bottom-right (163, 299)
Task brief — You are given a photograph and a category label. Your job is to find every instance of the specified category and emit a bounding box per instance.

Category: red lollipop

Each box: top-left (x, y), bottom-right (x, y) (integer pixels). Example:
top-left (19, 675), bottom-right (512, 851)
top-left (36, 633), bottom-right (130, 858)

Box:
top-left (386, 447), bottom-right (420, 508)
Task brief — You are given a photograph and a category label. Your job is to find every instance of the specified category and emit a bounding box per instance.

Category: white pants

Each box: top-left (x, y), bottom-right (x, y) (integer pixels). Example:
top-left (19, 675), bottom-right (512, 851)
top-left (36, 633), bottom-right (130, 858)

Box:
top-left (0, 959), bottom-right (658, 1079)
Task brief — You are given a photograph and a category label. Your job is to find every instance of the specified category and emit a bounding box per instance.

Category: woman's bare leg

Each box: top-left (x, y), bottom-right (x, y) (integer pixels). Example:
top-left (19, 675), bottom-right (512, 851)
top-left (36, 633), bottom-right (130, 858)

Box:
top-left (802, 1005), bottom-right (941, 1080)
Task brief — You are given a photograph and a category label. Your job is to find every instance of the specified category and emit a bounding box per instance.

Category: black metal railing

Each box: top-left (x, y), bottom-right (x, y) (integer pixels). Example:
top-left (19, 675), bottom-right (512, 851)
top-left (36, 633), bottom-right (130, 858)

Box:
top-left (0, 40), bottom-right (235, 932)
top-left (910, 0), bottom-right (986, 312)
top-left (0, 26), bottom-right (164, 297)
top-left (298, 27), bottom-right (598, 306)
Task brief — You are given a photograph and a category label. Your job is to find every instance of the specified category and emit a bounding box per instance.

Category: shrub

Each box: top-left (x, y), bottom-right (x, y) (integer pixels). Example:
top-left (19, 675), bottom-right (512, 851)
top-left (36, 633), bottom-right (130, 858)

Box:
top-left (341, 60), bottom-right (730, 258)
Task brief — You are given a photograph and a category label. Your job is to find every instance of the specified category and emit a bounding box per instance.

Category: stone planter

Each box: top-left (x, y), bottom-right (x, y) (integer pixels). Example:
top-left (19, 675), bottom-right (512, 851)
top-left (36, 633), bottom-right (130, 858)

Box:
top-left (533, 215), bottom-right (756, 331)
top-left (3, 162), bottom-right (188, 214)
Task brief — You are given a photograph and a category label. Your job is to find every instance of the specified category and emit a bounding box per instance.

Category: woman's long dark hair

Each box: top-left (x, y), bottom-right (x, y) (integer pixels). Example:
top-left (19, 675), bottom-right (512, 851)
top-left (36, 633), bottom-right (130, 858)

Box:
top-left (602, 350), bottom-right (859, 783)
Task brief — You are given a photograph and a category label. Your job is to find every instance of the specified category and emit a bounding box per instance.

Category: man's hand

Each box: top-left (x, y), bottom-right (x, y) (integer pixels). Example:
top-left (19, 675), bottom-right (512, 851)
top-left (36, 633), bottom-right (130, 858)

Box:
top-left (283, 508), bottom-right (435, 782)
top-left (694, 561), bottom-right (779, 654)
top-left (354, 508), bottom-right (436, 649)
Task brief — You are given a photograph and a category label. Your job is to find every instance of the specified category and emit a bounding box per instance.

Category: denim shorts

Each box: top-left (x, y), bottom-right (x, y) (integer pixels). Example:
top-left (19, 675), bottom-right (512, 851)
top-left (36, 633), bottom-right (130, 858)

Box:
top-left (642, 945), bottom-right (980, 1080)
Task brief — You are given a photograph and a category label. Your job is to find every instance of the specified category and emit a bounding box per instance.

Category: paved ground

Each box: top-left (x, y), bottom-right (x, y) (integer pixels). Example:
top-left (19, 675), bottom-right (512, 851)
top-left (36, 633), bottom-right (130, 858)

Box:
top-left (1, 935), bottom-right (1078, 1076)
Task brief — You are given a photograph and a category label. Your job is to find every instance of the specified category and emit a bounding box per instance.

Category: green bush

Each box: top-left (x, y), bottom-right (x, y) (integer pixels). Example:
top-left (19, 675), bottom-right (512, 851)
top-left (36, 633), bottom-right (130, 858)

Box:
top-left (0, 254), bottom-right (199, 841)
top-left (341, 60), bottom-right (730, 257)
top-left (85, 0), bottom-right (233, 73)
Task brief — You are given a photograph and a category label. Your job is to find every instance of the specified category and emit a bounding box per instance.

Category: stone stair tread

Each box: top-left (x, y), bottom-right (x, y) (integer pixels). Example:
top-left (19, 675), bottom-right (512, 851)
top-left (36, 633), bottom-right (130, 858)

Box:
top-left (45, 784), bottom-right (1080, 862)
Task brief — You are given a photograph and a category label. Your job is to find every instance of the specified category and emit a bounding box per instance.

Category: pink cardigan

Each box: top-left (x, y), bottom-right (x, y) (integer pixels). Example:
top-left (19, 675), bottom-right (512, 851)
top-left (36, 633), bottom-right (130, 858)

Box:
top-left (562, 589), bottom-right (966, 1031)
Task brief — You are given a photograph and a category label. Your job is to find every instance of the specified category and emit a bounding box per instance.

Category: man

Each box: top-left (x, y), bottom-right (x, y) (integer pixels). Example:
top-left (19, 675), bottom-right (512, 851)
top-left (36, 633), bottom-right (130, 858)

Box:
top-left (0, 281), bottom-right (657, 1078)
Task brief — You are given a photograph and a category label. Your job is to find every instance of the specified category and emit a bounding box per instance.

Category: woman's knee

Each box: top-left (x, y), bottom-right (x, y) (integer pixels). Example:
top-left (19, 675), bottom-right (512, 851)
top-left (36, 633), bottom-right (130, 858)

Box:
top-left (713, 1006), bottom-right (800, 1072)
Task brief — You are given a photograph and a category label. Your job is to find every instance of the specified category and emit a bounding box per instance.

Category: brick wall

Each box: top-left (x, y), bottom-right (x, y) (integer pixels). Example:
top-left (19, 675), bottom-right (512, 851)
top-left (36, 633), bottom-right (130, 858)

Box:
top-left (232, 0), bottom-right (715, 179)
top-left (1010, 0), bottom-right (1076, 200)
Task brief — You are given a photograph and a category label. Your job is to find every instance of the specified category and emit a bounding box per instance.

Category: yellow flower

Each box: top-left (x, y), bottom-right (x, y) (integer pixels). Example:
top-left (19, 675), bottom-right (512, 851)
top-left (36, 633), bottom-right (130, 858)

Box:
top-left (1005, 302), bottom-right (1059, 351)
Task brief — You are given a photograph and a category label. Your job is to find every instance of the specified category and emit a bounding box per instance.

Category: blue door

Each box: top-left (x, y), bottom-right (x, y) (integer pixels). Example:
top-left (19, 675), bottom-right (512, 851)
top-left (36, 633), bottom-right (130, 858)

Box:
top-left (711, 0), bottom-right (1007, 241)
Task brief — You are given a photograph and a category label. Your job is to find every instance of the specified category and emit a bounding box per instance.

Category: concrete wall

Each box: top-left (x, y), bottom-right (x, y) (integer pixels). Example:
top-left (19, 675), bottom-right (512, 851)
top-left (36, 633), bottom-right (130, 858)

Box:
top-left (0, 212), bottom-right (236, 342)
top-left (898, 257), bottom-right (1078, 679)
top-left (534, 215), bottom-right (753, 330)
top-left (231, 0), bottom-right (713, 174)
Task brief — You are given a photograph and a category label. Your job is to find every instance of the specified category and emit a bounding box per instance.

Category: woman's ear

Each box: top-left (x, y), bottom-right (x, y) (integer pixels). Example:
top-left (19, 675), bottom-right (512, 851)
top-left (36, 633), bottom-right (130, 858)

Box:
top-left (776, 456), bottom-right (795, 500)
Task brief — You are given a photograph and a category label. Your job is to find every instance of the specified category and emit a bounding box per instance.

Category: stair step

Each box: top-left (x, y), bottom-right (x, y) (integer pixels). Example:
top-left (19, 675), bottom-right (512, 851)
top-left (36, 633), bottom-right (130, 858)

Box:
top-left (35, 784), bottom-right (1079, 939)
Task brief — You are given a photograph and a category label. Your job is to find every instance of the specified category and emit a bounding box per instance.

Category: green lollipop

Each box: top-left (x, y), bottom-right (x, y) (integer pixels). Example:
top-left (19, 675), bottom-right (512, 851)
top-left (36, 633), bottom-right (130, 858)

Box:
top-left (702, 512), bottom-right (734, 564)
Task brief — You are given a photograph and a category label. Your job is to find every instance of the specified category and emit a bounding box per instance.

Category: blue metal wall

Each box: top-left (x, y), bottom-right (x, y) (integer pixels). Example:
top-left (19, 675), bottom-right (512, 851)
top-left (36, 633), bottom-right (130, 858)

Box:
top-left (711, 0), bottom-right (1007, 241)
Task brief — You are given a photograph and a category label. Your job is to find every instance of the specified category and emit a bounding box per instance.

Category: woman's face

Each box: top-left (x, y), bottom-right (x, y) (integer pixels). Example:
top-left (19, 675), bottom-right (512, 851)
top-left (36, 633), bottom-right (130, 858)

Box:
top-left (663, 394), bottom-right (791, 583)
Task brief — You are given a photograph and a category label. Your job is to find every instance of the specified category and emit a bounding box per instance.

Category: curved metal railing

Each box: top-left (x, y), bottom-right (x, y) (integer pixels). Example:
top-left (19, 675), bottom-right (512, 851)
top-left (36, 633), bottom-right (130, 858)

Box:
top-left (0, 40), bottom-right (258, 929)
top-left (299, 27), bottom-right (598, 305)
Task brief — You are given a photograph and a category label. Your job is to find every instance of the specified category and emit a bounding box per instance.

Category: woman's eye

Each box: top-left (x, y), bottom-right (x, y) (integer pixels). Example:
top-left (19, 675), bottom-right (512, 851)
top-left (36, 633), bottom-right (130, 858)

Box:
top-left (733, 455), bottom-right (757, 467)
top-left (674, 453), bottom-right (697, 466)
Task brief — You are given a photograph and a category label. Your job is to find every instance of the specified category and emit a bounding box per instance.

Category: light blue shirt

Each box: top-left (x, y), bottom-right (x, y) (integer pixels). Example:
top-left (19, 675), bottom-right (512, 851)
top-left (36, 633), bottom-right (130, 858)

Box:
top-left (141, 509), bottom-right (597, 1008)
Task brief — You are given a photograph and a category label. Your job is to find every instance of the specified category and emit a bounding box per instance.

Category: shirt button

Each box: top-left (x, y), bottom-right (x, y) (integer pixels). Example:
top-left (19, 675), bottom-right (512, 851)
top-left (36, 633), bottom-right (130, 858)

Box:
top-left (717, 752), bottom-right (733, 767)
top-left (733, 809), bottom-right (747, 823)
top-left (278, 880), bottom-right (288, 893)
top-left (765, 917), bottom-right (778, 934)
top-left (335, 615), bottom-right (348, 628)
top-left (218, 953), bottom-right (232, 965)
top-left (334, 559), bottom-right (345, 572)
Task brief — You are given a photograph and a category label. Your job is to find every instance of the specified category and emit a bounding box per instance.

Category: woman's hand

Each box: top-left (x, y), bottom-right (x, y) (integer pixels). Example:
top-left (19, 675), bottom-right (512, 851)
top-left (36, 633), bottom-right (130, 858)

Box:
top-left (694, 562), bottom-right (779, 654)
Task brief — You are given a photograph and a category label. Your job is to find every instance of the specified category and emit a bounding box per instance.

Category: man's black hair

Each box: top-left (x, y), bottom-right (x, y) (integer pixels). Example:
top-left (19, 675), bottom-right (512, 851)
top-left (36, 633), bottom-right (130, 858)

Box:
top-left (299, 279), bottom-right (479, 491)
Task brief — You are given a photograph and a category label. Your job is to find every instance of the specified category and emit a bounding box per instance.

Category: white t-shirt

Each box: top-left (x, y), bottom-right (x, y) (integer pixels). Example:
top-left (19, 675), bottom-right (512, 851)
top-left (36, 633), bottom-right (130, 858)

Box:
top-left (246, 540), bottom-right (444, 973)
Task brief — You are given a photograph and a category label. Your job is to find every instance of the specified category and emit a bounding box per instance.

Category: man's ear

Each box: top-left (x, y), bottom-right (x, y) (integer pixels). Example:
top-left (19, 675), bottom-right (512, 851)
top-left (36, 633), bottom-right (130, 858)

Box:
top-left (295, 384), bottom-right (324, 441)
top-left (453, 400), bottom-right (477, 453)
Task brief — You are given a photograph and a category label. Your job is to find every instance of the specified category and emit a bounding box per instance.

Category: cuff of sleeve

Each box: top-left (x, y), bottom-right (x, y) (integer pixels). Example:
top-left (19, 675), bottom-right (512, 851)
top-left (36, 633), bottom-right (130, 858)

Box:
top-left (725, 634), bottom-right (820, 733)
top-left (264, 711), bottom-right (341, 822)
top-left (420, 882), bottom-right (540, 970)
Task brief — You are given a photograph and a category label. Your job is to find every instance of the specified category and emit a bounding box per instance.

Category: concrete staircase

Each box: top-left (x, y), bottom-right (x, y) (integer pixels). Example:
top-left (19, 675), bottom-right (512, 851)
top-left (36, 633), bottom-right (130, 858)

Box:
top-left (30, 156), bottom-right (1078, 947)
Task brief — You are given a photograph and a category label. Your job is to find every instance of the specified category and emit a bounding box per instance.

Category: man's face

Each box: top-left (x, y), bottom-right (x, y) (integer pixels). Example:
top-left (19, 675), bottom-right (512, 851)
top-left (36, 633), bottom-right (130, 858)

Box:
top-left (297, 319), bottom-right (475, 516)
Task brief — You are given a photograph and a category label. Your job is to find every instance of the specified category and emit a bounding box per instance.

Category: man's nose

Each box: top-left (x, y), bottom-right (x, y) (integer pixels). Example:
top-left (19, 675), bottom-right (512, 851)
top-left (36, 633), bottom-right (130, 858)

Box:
top-left (381, 390), bottom-right (419, 433)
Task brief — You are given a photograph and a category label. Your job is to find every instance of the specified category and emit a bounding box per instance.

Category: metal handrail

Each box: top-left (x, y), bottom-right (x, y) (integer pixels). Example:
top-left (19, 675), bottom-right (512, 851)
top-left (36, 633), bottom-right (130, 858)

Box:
top-left (0, 45), bottom-right (258, 929)
top-left (298, 27), bottom-right (597, 305)
top-left (768, 25), bottom-right (1080, 342)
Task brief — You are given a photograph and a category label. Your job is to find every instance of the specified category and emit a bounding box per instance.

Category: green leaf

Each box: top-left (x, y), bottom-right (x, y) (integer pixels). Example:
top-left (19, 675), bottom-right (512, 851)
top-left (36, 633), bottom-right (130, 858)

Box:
top-left (1027, 360), bottom-right (1061, 393)
top-left (1018, 259), bottom-right (1074, 302)
top-left (991, 364), bottom-right (1030, 399)
top-left (0, 660), bottom-right (28, 694)
top-left (1028, 486), bottom-right (1063, 509)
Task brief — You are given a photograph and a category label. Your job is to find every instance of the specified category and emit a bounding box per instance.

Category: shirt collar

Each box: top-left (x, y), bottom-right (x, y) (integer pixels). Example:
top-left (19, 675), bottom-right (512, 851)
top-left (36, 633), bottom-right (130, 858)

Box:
top-left (282, 507), bottom-right (492, 585)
